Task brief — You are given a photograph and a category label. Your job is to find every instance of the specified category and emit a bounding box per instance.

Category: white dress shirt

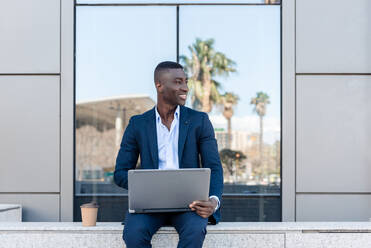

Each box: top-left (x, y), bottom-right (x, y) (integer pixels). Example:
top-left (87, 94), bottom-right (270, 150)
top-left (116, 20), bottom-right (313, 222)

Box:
top-left (156, 106), bottom-right (180, 170)
top-left (155, 106), bottom-right (220, 211)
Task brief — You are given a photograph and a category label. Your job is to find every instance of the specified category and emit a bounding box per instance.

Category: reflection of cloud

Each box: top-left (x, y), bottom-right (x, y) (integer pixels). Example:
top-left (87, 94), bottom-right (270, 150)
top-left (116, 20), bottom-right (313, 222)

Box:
top-left (209, 114), bottom-right (280, 145)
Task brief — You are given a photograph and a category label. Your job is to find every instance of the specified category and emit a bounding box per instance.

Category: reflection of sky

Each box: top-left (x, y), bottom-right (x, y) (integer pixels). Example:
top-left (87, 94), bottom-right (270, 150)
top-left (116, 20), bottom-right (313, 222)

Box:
top-left (76, 5), bottom-right (280, 143)
top-left (76, 6), bottom-right (176, 102)
top-left (180, 6), bottom-right (280, 120)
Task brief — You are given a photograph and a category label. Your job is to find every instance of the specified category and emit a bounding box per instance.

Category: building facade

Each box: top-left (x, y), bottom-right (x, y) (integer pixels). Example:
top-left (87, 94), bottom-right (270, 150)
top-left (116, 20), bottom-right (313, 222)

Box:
top-left (0, 0), bottom-right (371, 222)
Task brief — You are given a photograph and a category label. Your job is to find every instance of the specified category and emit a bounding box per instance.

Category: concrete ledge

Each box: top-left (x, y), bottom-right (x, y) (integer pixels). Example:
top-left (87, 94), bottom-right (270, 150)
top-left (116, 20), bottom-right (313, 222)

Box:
top-left (0, 222), bottom-right (371, 248)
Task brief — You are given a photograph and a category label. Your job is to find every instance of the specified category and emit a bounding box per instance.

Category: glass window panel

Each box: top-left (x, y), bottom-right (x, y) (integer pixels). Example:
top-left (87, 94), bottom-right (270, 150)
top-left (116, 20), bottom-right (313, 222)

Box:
top-left (75, 6), bottom-right (176, 221)
top-left (75, 4), bottom-right (281, 222)
top-left (179, 5), bottom-right (281, 221)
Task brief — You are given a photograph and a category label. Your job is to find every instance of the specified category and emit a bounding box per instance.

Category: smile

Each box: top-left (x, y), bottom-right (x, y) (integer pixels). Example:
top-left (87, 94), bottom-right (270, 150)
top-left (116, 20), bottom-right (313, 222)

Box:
top-left (179, 94), bottom-right (187, 100)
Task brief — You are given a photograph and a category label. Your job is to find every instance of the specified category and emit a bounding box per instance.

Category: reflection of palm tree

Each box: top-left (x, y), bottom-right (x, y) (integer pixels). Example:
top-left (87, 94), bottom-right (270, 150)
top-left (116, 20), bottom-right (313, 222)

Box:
top-left (250, 92), bottom-right (270, 161)
top-left (221, 92), bottom-right (239, 149)
top-left (180, 38), bottom-right (236, 112)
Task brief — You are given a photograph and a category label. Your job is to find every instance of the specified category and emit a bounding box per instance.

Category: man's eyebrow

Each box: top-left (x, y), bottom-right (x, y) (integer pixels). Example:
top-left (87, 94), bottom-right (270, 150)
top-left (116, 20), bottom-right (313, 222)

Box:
top-left (174, 77), bottom-right (187, 80)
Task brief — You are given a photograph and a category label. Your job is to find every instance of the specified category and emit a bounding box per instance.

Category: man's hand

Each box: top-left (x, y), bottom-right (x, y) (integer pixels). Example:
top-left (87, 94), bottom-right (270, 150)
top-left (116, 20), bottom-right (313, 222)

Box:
top-left (189, 198), bottom-right (218, 219)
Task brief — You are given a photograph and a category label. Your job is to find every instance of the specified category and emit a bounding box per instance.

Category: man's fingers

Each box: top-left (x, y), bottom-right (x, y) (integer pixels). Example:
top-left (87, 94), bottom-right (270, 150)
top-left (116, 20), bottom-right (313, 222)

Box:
top-left (196, 210), bottom-right (209, 216)
top-left (193, 204), bottom-right (213, 218)
top-left (195, 210), bottom-right (210, 218)
top-left (190, 205), bottom-right (206, 212)
top-left (189, 200), bottom-right (216, 218)
top-left (190, 200), bottom-right (212, 208)
top-left (195, 207), bottom-right (209, 213)
top-left (192, 204), bottom-right (210, 211)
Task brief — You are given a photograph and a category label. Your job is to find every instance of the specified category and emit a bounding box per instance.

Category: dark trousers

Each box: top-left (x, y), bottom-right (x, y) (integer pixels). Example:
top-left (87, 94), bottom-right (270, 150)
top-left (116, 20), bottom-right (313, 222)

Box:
top-left (123, 211), bottom-right (208, 248)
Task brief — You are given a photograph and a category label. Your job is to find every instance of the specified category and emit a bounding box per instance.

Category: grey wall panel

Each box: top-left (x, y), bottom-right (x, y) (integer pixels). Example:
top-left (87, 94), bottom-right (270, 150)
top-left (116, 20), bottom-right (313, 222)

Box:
top-left (0, 194), bottom-right (59, 221)
top-left (297, 76), bottom-right (371, 192)
top-left (297, 194), bottom-right (371, 221)
top-left (296, 0), bottom-right (371, 73)
top-left (60, 0), bottom-right (74, 221)
top-left (282, 0), bottom-right (296, 221)
top-left (0, 76), bottom-right (60, 192)
top-left (0, 0), bottom-right (60, 73)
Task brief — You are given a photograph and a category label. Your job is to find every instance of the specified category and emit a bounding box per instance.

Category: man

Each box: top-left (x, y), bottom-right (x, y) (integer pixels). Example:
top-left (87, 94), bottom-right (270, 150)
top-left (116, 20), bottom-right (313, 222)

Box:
top-left (114, 61), bottom-right (223, 248)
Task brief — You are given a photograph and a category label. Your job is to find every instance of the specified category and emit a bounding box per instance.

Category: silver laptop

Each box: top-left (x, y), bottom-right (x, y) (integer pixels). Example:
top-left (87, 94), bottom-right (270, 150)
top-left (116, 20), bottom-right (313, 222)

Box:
top-left (128, 168), bottom-right (210, 213)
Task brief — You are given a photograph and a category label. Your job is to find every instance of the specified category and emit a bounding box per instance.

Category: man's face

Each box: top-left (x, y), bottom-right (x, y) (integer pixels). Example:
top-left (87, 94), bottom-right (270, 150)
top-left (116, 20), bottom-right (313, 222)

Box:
top-left (157, 68), bottom-right (189, 106)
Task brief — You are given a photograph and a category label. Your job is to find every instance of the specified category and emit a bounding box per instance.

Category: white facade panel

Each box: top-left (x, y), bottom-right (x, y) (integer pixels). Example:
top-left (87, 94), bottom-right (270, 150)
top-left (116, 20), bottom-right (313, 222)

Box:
top-left (297, 194), bottom-right (371, 221)
top-left (297, 75), bottom-right (371, 192)
top-left (0, 76), bottom-right (60, 192)
top-left (0, 0), bottom-right (60, 73)
top-left (0, 194), bottom-right (59, 221)
top-left (296, 0), bottom-right (371, 73)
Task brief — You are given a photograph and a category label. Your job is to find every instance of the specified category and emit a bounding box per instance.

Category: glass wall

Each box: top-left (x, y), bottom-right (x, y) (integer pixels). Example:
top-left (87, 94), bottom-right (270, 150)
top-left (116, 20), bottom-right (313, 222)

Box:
top-left (75, 1), bottom-right (281, 222)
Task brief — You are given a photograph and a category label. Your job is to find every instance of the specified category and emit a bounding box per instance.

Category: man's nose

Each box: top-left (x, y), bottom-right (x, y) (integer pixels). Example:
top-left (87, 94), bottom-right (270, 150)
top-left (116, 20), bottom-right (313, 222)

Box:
top-left (181, 83), bottom-right (189, 92)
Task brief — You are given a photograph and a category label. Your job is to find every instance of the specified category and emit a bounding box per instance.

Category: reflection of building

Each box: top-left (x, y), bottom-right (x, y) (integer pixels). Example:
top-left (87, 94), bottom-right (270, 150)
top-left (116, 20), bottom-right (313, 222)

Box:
top-left (233, 131), bottom-right (250, 151)
top-left (77, 165), bottom-right (104, 182)
top-left (214, 128), bottom-right (228, 150)
top-left (214, 129), bottom-right (250, 152)
top-left (77, 94), bottom-right (155, 134)
top-left (76, 95), bottom-right (155, 176)
top-left (215, 129), bottom-right (282, 185)
top-left (247, 133), bottom-right (259, 147)
top-left (215, 130), bottom-right (255, 184)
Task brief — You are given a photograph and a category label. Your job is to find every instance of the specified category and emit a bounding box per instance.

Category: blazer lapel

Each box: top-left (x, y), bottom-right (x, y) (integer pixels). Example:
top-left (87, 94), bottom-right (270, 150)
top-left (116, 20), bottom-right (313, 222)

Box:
top-left (178, 106), bottom-right (190, 167)
top-left (146, 107), bottom-right (159, 169)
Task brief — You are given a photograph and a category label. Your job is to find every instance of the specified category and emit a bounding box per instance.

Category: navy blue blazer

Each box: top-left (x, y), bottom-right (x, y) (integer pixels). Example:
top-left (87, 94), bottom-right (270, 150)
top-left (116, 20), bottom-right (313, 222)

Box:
top-left (114, 105), bottom-right (224, 224)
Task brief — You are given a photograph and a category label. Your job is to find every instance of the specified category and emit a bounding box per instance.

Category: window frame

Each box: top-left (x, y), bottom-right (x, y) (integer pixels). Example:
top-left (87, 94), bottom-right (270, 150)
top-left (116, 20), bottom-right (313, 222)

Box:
top-left (73, 1), bottom-right (283, 222)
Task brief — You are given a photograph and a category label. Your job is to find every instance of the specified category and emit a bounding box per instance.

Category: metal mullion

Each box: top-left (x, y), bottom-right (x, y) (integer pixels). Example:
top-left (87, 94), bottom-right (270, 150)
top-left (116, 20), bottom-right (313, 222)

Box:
top-left (176, 5), bottom-right (179, 62)
top-left (76, 3), bottom-right (280, 7)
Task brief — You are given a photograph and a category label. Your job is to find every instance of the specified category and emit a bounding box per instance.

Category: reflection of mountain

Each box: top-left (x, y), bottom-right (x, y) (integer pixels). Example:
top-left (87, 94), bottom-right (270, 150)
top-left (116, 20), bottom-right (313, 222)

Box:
top-left (210, 114), bottom-right (280, 145)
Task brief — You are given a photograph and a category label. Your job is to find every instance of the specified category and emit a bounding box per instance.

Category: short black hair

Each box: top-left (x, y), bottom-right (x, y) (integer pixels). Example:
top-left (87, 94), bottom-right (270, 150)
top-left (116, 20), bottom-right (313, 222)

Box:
top-left (154, 61), bottom-right (183, 83)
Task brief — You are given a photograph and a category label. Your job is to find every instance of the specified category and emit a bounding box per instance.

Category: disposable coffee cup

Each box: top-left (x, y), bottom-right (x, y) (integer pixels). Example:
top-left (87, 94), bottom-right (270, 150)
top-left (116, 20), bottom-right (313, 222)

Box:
top-left (80, 202), bottom-right (99, 227)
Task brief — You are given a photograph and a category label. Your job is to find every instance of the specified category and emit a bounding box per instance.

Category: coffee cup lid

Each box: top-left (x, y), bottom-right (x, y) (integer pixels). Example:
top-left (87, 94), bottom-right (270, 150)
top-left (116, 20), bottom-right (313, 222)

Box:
top-left (80, 202), bottom-right (99, 208)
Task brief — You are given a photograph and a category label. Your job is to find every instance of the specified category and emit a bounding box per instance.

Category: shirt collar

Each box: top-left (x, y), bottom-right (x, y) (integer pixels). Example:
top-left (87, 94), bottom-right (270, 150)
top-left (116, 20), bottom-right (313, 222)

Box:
top-left (155, 105), bottom-right (180, 123)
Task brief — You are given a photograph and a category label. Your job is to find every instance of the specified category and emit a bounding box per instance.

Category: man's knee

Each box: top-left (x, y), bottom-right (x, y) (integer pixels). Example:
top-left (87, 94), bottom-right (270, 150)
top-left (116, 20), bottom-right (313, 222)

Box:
top-left (123, 224), bottom-right (152, 247)
top-left (179, 221), bottom-right (207, 239)
top-left (177, 222), bottom-right (207, 248)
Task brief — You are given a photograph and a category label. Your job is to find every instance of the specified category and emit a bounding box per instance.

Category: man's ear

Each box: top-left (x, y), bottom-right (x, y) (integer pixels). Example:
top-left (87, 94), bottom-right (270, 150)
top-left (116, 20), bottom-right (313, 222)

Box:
top-left (155, 81), bottom-right (162, 93)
